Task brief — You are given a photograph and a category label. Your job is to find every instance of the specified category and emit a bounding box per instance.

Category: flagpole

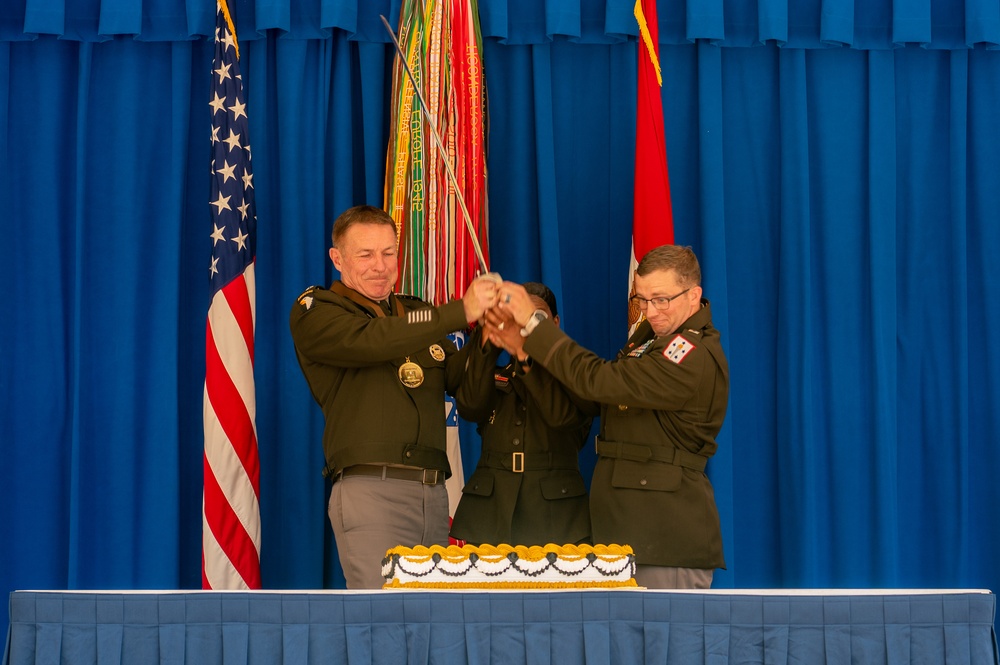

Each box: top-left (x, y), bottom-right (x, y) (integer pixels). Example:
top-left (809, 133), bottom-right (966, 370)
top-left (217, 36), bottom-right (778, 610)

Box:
top-left (380, 14), bottom-right (494, 278)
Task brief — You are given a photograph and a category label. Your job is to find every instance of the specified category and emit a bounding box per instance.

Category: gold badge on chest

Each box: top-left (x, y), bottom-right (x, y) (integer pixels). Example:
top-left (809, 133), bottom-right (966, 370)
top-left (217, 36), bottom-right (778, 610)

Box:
top-left (429, 343), bottom-right (446, 361)
top-left (398, 357), bottom-right (425, 388)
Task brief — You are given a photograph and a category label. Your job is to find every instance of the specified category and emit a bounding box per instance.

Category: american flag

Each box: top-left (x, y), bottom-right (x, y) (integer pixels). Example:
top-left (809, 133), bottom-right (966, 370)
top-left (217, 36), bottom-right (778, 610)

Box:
top-left (202, 0), bottom-right (261, 590)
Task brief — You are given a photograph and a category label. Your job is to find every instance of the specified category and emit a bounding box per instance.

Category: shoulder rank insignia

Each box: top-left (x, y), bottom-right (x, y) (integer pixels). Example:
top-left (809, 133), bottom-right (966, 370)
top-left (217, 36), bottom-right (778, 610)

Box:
top-left (627, 339), bottom-right (655, 358)
top-left (663, 335), bottom-right (696, 364)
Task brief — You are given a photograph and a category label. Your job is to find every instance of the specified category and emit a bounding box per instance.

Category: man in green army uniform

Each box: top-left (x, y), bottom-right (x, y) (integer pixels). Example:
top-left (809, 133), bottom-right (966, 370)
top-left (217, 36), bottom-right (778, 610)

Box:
top-left (490, 245), bottom-right (728, 589)
top-left (289, 205), bottom-right (497, 589)
top-left (450, 282), bottom-right (593, 547)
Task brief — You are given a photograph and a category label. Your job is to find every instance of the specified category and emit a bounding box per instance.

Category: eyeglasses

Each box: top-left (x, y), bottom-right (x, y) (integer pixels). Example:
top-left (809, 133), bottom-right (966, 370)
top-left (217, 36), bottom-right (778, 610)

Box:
top-left (629, 288), bottom-right (691, 311)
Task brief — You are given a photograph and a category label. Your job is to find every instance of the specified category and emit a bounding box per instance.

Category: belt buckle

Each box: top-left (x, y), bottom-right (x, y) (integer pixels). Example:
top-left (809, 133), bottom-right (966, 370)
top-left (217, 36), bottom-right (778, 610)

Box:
top-left (512, 452), bottom-right (524, 473)
top-left (421, 469), bottom-right (440, 485)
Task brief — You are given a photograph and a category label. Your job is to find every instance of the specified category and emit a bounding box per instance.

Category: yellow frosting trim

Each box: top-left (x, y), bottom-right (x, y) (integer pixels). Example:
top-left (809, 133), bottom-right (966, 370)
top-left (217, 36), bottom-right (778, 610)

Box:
top-left (384, 543), bottom-right (634, 564)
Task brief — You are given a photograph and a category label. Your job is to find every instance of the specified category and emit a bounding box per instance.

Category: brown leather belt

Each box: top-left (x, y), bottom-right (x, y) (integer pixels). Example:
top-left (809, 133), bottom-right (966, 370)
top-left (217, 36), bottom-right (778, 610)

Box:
top-left (336, 464), bottom-right (445, 485)
top-left (478, 451), bottom-right (580, 473)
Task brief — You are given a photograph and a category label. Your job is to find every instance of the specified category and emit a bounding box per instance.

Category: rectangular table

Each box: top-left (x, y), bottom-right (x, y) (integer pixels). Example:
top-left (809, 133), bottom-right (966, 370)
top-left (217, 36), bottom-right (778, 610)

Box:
top-left (5, 589), bottom-right (998, 664)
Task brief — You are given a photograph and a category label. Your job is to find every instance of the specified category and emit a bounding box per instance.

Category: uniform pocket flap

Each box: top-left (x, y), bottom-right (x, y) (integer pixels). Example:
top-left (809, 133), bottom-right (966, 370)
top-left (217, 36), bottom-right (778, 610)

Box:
top-left (462, 470), bottom-right (494, 497)
top-left (539, 474), bottom-right (588, 500)
top-left (610, 459), bottom-right (682, 492)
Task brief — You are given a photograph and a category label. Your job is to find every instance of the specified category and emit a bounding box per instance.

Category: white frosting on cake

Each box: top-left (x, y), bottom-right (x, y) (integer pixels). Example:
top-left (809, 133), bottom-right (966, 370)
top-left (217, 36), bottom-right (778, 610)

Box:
top-left (382, 543), bottom-right (637, 589)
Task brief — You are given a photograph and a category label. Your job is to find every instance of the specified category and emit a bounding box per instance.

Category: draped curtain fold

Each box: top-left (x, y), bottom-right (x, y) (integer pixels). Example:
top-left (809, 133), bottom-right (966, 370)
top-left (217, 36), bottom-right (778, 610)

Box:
top-left (4, 0), bottom-right (999, 47)
top-left (3, 0), bottom-right (1000, 638)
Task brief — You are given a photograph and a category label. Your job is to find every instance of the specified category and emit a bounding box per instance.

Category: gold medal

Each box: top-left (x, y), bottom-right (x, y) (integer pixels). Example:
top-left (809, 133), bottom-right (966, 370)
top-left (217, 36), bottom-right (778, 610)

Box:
top-left (398, 357), bottom-right (424, 388)
top-left (429, 343), bottom-right (446, 362)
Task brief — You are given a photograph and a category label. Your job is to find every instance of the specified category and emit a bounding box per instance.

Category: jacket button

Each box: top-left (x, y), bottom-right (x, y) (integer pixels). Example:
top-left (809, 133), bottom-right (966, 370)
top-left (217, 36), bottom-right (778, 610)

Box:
top-left (561, 488), bottom-right (567, 494)
top-left (640, 478), bottom-right (647, 486)
top-left (405, 451), bottom-right (412, 458)
top-left (618, 404), bottom-right (628, 411)
top-left (515, 420), bottom-right (523, 426)
top-left (512, 438), bottom-right (520, 446)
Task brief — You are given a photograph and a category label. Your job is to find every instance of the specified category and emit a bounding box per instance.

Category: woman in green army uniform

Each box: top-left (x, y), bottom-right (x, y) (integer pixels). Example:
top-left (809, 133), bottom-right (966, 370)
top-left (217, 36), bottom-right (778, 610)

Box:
top-left (450, 283), bottom-right (593, 547)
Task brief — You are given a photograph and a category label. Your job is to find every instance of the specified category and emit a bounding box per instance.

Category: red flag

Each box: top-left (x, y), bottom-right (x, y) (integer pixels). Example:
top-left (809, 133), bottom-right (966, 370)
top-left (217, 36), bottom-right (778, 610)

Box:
top-left (203, 0), bottom-right (262, 590)
top-left (629, 0), bottom-right (674, 329)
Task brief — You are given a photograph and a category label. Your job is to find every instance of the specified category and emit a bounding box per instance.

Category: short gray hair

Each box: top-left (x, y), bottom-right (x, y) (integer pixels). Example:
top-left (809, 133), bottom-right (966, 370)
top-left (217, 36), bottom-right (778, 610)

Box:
top-left (331, 205), bottom-right (396, 247)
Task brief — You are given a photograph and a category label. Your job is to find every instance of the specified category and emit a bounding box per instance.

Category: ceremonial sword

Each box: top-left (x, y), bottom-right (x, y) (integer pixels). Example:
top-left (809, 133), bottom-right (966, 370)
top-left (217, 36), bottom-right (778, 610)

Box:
top-left (379, 14), bottom-right (498, 281)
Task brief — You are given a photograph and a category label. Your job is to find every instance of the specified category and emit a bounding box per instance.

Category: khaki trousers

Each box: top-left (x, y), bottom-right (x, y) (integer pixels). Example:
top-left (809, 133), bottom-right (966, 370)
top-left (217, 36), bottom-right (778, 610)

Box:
top-left (634, 564), bottom-right (714, 589)
top-left (328, 474), bottom-right (450, 589)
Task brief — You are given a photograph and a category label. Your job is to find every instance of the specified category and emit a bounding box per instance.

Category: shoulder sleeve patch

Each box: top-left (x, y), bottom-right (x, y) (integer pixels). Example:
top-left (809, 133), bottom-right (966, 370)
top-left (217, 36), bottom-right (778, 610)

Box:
top-left (297, 286), bottom-right (317, 311)
top-left (663, 335), bottom-right (696, 364)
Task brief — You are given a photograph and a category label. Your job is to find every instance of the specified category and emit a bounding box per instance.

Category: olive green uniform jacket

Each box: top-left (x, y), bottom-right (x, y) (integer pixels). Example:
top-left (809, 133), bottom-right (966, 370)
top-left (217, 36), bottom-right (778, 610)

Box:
top-left (523, 300), bottom-right (728, 569)
top-left (450, 330), bottom-right (594, 546)
top-left (289, 281), bottom-right (469, 477)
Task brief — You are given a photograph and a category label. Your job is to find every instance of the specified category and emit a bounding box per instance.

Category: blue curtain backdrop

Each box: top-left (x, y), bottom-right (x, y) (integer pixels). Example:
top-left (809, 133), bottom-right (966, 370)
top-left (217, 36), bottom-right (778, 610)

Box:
top-left (3, 0), bottom-right (1000, 635)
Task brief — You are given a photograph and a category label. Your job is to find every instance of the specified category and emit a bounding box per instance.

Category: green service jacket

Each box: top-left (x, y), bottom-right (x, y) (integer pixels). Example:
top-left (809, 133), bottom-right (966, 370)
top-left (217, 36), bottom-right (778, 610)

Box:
top-left (450, 330), bottom-right (594, 546)
top-left (523, 300), bottom-right (729, 569)
top-left (289, 281), bottom-right (469, 477)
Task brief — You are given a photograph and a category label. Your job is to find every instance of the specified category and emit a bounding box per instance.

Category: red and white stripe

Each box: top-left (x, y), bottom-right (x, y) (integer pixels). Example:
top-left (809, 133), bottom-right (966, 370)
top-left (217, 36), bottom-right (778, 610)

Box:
top-left (203, 264), bottom-right (261, 589)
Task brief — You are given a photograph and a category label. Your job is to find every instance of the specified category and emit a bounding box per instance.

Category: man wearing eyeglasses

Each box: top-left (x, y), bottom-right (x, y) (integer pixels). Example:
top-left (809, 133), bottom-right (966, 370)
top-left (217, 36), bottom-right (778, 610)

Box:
top-left (489, 245), bottom-right (728, 589)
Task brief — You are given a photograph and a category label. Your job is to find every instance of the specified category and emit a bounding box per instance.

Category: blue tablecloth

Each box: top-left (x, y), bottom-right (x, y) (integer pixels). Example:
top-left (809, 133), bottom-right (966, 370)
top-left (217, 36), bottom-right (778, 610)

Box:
top-left (5, 589), bottom-right (998, 664)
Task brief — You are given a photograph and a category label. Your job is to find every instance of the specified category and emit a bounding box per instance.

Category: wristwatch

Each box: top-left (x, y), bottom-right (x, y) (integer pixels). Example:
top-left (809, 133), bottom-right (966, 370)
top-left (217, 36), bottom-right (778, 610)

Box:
top-left (520, 309), bottom-right (549, 337)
